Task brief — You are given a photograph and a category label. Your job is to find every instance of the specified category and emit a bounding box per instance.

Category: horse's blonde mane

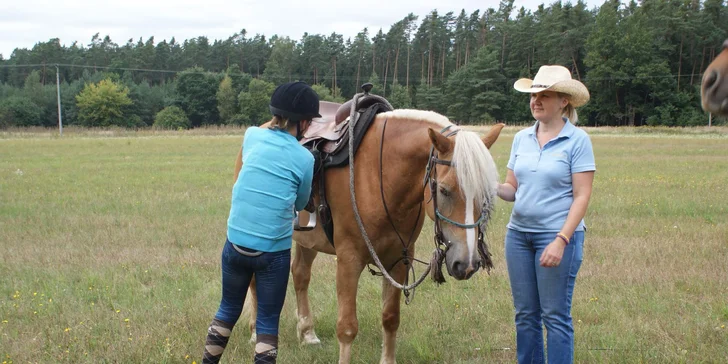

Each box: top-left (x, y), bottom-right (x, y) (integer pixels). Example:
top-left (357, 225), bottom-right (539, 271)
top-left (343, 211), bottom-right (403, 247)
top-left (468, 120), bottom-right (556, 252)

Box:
top-left (382, 109), bottom-right (498, 209)
top-left (383, 109), bottom-right (451, 128)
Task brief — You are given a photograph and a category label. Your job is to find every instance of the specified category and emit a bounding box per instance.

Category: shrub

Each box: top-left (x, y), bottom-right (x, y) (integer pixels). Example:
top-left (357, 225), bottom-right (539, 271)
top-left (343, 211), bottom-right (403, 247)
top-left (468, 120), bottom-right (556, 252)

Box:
top-left (154, 106), bottom-right (191, 129)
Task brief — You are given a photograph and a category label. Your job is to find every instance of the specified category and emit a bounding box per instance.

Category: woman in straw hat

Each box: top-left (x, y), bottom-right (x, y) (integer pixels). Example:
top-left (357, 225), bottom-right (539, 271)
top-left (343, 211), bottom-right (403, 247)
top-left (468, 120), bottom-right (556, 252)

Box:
top-left (497, 65), bottom-right (595, 363)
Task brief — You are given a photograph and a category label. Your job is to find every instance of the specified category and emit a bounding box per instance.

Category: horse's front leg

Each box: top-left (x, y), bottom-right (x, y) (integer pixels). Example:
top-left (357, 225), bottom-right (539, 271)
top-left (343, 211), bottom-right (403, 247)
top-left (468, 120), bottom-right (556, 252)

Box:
top-left (291, 242), bottom-right (321, 344)
top-left (335, 249), bottom-right (365, 364)
top-left (380, 261), bottom-right (406, 364)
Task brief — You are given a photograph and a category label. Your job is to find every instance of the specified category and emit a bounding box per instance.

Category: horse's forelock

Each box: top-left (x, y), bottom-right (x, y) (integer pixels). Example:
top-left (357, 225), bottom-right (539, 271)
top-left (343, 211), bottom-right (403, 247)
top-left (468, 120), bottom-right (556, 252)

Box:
top-left (452, 131), bottom-right (499, 212)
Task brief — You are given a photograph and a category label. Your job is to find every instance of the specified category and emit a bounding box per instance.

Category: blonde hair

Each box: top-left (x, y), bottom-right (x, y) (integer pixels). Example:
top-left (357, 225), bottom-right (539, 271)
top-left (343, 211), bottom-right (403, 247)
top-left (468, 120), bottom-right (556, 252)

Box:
top-left (558, 92), bottom-right (579, 123)
top-left (268, 115), bottom-right (296, 130)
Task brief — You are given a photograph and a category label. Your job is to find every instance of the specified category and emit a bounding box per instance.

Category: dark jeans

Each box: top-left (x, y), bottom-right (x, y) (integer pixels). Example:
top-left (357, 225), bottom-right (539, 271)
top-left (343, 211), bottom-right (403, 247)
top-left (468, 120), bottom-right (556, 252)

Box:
top-left (214, 239), bottom-right (291, 336)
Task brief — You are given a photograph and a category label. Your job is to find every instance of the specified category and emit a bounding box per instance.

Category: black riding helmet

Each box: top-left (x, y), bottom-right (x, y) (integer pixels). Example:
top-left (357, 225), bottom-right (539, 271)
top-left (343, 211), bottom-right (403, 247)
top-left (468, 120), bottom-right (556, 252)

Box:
top-left (269, 81), bottom-right (322, 122)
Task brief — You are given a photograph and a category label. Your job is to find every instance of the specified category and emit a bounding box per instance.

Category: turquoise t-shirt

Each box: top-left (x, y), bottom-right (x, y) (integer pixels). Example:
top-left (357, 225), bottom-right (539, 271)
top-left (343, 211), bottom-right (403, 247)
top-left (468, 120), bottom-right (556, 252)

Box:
top-left (227, 127), bottom-right (314, 252)
top-left (506, 118), bottom-right (596, 233)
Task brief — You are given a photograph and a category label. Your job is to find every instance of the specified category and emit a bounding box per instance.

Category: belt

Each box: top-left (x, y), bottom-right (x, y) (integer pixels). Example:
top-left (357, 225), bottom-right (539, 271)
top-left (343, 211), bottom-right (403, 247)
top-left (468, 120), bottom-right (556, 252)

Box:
top-left (228, 240), bottom-right (264, 257)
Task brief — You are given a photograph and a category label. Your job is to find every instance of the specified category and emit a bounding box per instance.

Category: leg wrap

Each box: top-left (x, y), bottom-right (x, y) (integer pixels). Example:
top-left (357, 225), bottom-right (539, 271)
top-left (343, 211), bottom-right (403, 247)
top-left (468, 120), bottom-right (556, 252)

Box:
top-left (254, 333), bottom-right (278, 364)
top-left (202, 318), bottom-right (234, 364)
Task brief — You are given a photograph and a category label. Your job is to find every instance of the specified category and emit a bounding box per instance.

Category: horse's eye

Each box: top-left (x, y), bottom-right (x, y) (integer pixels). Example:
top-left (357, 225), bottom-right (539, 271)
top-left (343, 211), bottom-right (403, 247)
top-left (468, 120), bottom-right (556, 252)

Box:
top-left (439, 187), bottom-right (450, 197)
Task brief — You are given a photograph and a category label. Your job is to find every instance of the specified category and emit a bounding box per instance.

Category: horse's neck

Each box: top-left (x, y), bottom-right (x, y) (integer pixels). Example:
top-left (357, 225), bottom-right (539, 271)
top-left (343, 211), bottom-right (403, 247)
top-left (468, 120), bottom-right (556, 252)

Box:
top-left (380, 115), bottom-right (453, 203)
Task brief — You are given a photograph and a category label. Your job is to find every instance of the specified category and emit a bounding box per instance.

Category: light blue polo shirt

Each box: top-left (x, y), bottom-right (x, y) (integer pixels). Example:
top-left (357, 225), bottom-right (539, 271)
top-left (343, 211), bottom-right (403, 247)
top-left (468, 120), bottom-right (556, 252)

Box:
top-left (506, 118), bottom-right (595, 233)
top-left (227, 127), bottom-right (314, 252)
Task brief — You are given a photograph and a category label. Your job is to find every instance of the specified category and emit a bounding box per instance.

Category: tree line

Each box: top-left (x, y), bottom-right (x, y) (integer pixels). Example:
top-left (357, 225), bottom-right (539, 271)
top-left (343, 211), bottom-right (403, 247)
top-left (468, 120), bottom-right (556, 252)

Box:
top-left (0, 0), bottom-right (726, 129)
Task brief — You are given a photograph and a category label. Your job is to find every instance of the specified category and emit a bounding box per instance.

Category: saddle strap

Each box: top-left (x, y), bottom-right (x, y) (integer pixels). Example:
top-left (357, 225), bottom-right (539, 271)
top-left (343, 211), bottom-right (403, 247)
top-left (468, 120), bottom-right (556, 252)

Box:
top-left (316, 168), bottom-right (335, 247)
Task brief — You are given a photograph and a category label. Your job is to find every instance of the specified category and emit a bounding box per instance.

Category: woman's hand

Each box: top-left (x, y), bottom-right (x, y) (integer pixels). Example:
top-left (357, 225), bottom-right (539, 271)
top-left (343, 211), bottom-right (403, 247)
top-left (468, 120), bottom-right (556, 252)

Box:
top-left (498, 169), bottom-right (517, 202)
top-left (539, 239), bottom-right (566, 268)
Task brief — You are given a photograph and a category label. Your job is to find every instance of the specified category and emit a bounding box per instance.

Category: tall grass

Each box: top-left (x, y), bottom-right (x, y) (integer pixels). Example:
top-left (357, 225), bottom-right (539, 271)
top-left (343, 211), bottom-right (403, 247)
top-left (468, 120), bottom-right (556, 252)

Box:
top-left (1, 128), bottom-right (726, 363)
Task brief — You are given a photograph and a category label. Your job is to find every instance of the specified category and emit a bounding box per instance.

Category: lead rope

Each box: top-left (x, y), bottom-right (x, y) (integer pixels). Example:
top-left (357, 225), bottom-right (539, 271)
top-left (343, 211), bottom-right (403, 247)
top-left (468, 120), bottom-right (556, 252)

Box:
top-left (347, 93), bottom-right (432, 301)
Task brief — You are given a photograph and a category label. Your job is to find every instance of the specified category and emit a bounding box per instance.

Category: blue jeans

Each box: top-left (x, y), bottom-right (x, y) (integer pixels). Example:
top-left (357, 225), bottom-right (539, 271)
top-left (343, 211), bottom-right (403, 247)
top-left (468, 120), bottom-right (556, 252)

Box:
top-left (505, 229), bottom-right (584, 364)
top-left (214, 239), bottom-right (291, 336)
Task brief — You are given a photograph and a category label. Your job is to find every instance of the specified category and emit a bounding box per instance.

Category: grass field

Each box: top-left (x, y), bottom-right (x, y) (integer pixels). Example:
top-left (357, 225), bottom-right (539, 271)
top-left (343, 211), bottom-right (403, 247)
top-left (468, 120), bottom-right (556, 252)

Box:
top-left (1, 126), bottom-right (727, 363)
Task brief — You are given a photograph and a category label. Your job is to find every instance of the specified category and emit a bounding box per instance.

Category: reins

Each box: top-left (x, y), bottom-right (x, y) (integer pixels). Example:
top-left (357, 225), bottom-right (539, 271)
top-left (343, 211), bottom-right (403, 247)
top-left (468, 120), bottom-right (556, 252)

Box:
top-left (347, 95), bottom-right (493, 303)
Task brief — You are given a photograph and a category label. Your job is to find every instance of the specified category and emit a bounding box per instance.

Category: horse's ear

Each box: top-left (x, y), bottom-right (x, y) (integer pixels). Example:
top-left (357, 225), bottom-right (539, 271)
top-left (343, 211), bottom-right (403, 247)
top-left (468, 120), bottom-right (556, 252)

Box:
top-left (428, 128), bottom-right (452, 154)
top-left (482, 123), bottom-right (505, 149)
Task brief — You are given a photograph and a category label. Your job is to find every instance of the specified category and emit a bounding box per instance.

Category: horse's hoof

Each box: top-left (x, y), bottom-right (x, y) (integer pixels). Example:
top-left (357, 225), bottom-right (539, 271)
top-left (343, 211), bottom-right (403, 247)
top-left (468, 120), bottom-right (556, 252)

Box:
top-left (300, 331), bottom-right (321, 345)
top-left (249, 333), bottom-right (257, 344)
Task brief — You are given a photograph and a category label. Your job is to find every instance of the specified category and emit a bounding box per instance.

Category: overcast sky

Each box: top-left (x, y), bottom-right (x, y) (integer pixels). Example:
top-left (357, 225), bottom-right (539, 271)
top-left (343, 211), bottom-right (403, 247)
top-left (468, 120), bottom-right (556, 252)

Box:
top-left (0, 0), bottom-right (607, 59)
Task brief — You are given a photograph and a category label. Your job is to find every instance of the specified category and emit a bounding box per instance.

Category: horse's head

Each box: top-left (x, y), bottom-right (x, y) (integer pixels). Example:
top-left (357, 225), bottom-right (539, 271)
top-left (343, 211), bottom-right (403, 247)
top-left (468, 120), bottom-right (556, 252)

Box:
top-left (702, 39), bottom-right (728, 116)
top-left (425, 124), bottom-right (504, 280)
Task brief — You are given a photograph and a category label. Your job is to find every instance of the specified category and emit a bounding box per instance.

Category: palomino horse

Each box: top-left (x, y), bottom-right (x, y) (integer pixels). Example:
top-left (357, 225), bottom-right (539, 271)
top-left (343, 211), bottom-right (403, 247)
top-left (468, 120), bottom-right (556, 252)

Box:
top-left (234, 107), bottom-right (504, 363)
top-left (701, 39), bottom-right (728, 116)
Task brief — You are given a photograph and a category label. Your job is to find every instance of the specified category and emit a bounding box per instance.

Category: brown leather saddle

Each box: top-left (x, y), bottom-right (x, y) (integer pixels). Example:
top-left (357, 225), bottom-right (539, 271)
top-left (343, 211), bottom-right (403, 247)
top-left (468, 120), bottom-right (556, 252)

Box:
top-left (298, 101), bottom-right (350, 153)
top-left (300, 91), bottom-right (389, 155)
top-left (294, 84), bottom-right (393, 246)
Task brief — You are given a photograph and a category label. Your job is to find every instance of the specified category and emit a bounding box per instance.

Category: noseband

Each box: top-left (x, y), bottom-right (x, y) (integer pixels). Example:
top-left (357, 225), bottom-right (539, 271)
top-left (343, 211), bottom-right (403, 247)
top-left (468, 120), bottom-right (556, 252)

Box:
top-left (424, 126), bottom-right (493, 283)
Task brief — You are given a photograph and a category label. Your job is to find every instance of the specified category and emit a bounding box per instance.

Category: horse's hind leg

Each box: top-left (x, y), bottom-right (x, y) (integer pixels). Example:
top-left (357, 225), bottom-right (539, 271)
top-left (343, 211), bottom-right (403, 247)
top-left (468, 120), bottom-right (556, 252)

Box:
top-left (243, 277), bottom-right (258, 343)
top-left (291, 243), bottom-right (321, 344)
top-left (380, 263), bottom-right (406, 364)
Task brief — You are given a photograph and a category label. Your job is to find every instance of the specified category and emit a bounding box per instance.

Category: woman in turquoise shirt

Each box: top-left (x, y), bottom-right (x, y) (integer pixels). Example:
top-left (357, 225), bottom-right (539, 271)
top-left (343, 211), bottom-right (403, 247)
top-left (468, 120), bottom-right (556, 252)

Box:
top-left (201, 82), bottom-right (318, 364)
top-left (497, 65), bottom-right (595, 364)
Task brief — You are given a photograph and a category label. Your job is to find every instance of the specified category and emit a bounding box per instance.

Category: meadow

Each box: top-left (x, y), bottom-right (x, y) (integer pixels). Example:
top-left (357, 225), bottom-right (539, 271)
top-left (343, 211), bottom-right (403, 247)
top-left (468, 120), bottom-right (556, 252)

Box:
top-left (1, 126), bottom-right (727, 363)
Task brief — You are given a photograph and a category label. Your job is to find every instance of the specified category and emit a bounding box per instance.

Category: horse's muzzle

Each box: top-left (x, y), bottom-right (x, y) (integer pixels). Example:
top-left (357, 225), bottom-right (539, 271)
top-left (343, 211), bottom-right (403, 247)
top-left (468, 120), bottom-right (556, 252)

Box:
top-left (702, 69), bottom-right (728, 115)
top-left (447, 258), bottom-right (481, 280)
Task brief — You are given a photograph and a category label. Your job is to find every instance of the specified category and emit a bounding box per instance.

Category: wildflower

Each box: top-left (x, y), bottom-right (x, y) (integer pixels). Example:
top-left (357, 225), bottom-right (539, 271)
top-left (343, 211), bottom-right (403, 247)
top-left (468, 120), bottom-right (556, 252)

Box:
top-left (64, 328), bottom-right (70, 332)
top-left (185, 355), bottom-right (190, 359)
top-left (124, 318), bottom-right (130, 322)
top-left (116, 309), bottom-right (120, 313)
top-left (1, 320), bottom-right (7, 324)
top-left (33, 292), bottom-right (37, 296)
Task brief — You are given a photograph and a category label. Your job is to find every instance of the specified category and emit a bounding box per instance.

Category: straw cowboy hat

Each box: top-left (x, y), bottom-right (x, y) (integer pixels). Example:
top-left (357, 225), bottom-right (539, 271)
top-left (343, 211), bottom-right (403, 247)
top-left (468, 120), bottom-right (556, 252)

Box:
top-left (514, 65), bottom-right (590, 107)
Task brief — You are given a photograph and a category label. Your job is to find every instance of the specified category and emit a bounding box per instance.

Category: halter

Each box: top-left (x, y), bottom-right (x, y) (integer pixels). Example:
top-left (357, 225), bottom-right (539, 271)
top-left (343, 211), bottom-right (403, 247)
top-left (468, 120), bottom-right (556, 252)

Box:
top-left (424, 126), bottom-right (493, 283)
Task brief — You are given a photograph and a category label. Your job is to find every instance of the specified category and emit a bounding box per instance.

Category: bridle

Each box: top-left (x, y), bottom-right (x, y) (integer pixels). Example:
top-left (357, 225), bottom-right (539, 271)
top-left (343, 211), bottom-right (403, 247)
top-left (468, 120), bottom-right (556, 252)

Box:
top-left (423, 125), bottom-right (493, 283)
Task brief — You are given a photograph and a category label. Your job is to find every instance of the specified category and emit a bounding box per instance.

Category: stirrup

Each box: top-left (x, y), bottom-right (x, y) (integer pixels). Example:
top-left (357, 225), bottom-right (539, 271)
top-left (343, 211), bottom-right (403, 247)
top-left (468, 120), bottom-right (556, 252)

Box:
top-left (293, 210), bottom-right (316, 231)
